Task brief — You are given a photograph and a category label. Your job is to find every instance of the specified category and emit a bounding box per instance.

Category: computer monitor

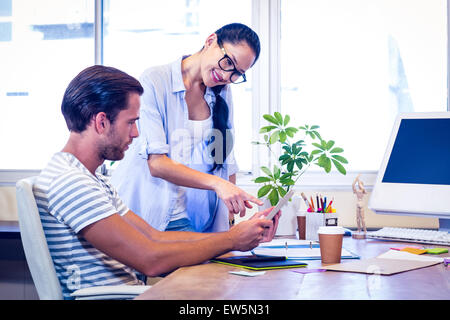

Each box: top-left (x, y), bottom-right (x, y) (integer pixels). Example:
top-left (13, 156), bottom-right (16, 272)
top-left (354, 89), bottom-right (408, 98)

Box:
top-left (369, 112), bottom-right (450, 232)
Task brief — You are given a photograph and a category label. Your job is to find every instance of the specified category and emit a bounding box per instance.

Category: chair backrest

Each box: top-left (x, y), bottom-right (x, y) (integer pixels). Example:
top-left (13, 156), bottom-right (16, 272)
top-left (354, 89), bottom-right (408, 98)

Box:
top-left (16, 176), bottom-right (63, 300)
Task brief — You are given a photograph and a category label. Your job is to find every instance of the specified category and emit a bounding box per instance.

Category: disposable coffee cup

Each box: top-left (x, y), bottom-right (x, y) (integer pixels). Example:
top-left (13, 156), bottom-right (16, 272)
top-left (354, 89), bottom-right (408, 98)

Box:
top-left (318, 226), bottom-right (345, 264)
top-left (296, 211), bottom-right (306, 240)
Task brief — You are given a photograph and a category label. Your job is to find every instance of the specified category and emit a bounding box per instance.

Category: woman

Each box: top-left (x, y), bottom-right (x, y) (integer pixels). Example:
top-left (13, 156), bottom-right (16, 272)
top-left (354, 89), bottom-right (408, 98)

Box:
top-left (110, 23), bottom-right (263, 232)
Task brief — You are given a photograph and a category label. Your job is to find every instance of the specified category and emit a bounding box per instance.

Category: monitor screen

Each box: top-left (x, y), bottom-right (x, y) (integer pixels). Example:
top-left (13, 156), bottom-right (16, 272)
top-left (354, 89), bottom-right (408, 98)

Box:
top-left (382, 118), bottom-right (450, 185)
top-left (369, 112), bottom-right (450, 227)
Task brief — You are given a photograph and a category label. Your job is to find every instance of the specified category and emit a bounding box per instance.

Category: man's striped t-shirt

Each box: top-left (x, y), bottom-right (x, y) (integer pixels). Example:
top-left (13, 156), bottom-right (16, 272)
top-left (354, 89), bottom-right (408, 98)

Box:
top-left (34, 152), bottom-right (142, 299)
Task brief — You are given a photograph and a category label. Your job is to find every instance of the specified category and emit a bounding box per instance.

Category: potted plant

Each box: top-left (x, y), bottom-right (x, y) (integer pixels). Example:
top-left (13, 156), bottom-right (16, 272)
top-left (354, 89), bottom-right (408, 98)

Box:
top-left (252, 112), bottom-right (348, 206)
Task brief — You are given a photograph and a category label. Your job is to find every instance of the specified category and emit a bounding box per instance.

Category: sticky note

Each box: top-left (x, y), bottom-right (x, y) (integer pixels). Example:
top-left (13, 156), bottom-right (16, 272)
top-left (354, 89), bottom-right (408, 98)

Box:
top-left (391, 245), bottom-right (422, 251)
top-left (426, 248), bottom-right (448, 255)
top-left (400, 247), bottom-right (427, 255)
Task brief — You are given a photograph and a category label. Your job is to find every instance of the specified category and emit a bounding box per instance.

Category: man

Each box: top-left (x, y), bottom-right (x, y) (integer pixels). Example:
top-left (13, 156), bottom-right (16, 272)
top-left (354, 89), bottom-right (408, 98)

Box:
top-left (34, 65), bottom-right (280, 299)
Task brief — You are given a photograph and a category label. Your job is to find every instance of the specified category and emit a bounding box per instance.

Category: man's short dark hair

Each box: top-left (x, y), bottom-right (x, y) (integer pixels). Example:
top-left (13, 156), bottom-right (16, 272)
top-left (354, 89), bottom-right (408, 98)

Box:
top-left (61, 65), bottom-right (144, 132)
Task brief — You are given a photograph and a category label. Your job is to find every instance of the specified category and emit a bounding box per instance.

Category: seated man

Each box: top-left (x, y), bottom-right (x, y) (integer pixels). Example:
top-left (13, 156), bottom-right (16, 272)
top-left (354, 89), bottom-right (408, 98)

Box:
top-left (34, 65), bottom-right (280, 299)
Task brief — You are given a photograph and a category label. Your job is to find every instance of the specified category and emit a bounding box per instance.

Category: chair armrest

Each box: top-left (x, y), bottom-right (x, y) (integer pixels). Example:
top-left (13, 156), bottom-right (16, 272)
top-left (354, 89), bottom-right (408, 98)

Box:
top-left (71, 285), bottom-right (151, 300)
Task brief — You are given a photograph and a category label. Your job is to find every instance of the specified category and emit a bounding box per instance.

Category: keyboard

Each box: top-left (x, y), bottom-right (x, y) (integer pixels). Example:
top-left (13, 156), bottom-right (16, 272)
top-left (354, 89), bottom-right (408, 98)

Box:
top-left (367, 227), bottom-right (450, 246)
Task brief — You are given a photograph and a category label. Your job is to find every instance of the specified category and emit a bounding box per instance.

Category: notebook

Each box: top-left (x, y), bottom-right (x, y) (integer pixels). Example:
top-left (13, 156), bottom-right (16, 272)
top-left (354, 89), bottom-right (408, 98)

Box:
top-left (210, 255), bottom-right (307, 271)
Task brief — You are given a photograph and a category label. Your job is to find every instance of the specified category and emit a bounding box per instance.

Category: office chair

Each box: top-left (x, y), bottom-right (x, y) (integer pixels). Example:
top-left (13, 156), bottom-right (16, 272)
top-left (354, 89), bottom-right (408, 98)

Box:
top-left (16, 176), bottom-right (150, 300)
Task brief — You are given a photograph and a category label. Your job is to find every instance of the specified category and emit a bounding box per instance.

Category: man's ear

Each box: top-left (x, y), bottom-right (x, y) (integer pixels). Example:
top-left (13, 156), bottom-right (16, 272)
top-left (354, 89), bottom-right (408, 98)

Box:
top-left (93, 112), bottom-right (109, 134)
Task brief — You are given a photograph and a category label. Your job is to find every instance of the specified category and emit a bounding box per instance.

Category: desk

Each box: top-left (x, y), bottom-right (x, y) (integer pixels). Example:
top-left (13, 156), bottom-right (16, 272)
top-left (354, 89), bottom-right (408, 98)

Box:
top-left (136, 237), bottom-right (449, 300)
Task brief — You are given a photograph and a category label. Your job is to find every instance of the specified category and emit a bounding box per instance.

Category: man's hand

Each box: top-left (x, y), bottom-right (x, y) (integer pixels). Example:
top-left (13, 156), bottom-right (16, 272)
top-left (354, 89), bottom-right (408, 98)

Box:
top-left (227, 207), bottom-right (282, 252)
top-left (250, 207), bottom-right (281, 242)
top-left (227, 216), bottom-right (273, 252)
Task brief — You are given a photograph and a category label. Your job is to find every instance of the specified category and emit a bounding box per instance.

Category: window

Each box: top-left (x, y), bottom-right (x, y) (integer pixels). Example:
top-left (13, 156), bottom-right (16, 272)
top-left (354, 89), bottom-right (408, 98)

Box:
top-left (280, 0), bottom-right (447, 171)
top-left (0, 0), bottom-right (94, 170)
top-left (1, 0), bottom-right (448, 186)
top-left (103, 0), bottom-right (253, 171)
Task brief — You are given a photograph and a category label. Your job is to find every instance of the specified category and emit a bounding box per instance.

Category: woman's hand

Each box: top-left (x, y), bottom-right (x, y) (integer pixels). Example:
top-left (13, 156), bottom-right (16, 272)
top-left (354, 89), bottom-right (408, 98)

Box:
top-left (214, 179), bottom-right (263, 217)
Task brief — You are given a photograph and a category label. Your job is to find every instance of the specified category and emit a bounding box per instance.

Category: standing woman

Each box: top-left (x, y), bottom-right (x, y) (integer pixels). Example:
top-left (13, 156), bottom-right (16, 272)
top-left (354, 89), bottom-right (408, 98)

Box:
top-left (111, 23), bottom-right (263, 232)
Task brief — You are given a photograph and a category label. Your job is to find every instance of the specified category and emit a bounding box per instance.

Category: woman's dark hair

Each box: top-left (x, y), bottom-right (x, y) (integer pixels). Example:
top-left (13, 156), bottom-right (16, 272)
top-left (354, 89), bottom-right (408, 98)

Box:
top-left (209, 23), bottom-right (260, 171)
top-left (61, 65), bottom-right (143, 132)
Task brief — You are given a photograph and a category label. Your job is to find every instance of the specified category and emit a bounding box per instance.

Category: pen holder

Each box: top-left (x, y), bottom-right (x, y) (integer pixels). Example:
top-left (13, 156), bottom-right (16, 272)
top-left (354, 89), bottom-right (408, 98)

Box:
top-left (305, 211), bottom-right (339, 241)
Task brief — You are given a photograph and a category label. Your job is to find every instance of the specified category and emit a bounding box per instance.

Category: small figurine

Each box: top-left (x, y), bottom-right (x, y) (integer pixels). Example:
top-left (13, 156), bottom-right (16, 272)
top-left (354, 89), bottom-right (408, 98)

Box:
top-left (352, 174), bottom-right (367, 239)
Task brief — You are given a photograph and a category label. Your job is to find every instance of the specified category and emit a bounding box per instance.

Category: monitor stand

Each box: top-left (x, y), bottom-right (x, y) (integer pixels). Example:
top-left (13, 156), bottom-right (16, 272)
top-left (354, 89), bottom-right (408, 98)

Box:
top-left (438, 218), bottom-right (450, 232)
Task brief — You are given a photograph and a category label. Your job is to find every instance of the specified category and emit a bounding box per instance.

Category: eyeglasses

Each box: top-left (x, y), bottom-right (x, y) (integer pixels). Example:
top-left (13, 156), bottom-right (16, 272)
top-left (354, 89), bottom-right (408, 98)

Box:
top-left (217, 40), bottom-right (247, 84)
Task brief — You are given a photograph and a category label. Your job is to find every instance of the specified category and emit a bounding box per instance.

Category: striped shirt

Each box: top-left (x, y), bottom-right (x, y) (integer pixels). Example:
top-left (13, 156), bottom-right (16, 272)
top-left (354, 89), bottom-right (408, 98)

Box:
top-left (34, 152), bottom-right (142, 299)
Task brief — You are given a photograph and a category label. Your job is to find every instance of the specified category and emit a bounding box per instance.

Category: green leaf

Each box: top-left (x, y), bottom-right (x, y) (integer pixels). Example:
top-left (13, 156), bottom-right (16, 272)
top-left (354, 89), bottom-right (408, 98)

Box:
top-left (332, 159), bottom-right (347, 175)
top-left (283, 114), bottom-right (290, 126)
top-left (295, 158), bottom-right (303, 170)
top-left (331, 154), bottom-right (348, 164)
top-left (260, 166), bottom-right (272, 177)
top-left (278, 187), bottom-right (287, 197)
top-left (279, 154), bottom-right (290, 161)
top-left (254, 176), bottom-right (271, 183)
top-left (280, 178), bottom-right (295, 186)
top-left (325, 140), bottom-right (335, 150)
top-left (310, 125), bottom-right (320, 130)
top-left (330, 147), bottom-right (344, 153)
top-left (286, 126), bottom-right (299, 137)
top-left (263, 114), bottom-right (280, 125)
top-left (291, 144), bottom-right (299, 155)
top-left (317, 155), bottom-right (331, 173)
top-left (269, 130), bottom-right (280, 144)
top-left (273, 165), bottom-right (281, 179)
top-left (312, 131), bottom-right (322, 140)
top-left (274, 112), bottom-right (283, 124)
top-left (259, 125), bottom-right (277, 133)
top-left (268, 188), bottom-right (279, 206)
top-left (280, 172), bottom-right (293, 180)
top-left (282, 145), bottom-right (292, 154)
top-left (279, 130), bottom-right (287, 143)
top-left (258, 185), bottom-right (272, 198)
top-left (312, 142), bottom-right (324, 150)
top-left (286, 161), bottom-right (295, 173)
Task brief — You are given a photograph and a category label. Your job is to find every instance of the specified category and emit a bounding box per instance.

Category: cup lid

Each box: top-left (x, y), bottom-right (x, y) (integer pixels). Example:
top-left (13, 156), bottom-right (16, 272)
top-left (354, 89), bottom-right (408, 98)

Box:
top-left (317, 226), bottom-right (345, 234)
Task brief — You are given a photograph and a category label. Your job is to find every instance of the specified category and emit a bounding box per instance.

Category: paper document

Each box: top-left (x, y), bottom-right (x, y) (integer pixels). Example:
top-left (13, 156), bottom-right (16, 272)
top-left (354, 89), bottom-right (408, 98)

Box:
top-left (258, 239), bottom-right (320, 248)
top-left (253, 238), bottom-right (358, 260)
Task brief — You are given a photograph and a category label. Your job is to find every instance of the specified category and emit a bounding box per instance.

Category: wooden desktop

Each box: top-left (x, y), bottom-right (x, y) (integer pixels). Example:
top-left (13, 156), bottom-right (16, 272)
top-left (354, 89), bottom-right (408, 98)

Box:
top-left (136, 236), bottom-right (449, 300)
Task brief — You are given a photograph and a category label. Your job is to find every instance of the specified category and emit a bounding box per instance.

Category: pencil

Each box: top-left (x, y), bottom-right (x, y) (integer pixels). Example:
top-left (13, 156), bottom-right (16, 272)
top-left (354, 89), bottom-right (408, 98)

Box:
top-left (326, 199), bottom-right (334, 213)
top-left (301, 192), bottom-right (312, 210)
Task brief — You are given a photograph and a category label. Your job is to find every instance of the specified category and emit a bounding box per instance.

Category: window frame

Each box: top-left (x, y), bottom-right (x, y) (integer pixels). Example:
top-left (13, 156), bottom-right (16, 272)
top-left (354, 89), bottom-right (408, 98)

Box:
top-left (1, 0), bottom-right (449, 189)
